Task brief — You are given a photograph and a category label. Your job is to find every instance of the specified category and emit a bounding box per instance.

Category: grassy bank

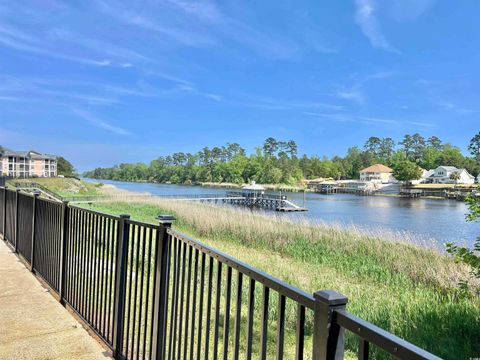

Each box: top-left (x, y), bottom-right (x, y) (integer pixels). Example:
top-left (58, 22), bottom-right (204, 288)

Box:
top-left (12, 177), bottom-right (102, 197)
top-left (79, 192), bottom-right (479, 359)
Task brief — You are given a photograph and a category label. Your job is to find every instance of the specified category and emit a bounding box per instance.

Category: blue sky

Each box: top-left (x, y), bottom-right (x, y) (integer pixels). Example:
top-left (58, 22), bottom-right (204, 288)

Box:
top-left (0, 0), bottom-right (478, 171)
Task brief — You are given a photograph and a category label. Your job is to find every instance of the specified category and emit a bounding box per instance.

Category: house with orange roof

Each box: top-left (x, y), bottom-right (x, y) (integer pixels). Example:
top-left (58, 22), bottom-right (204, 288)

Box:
top-left (359, 164), bottom-right (395, 183)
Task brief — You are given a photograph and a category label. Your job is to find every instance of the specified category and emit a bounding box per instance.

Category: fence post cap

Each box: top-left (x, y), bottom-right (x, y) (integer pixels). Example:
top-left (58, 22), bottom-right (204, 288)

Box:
top-left (157, 214), bottom-right (176, 224)
top-left (119, 214), bottom-right (130, 219)
top-left (314, 290), bottom-right (348, 306)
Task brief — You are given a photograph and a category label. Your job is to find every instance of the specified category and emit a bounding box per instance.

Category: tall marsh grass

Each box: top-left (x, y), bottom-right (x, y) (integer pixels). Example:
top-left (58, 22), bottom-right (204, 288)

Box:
top-left (82, 188), bottom-right (479, 359)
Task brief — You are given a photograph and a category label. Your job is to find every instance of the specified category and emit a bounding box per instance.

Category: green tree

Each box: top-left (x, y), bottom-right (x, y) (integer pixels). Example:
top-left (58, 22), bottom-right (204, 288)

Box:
top-left (364, 136), bottom-right (382, 158)
top-left (449, 171), bottom-right (461, 184)
top-left (56, 156), bottom-right (76, 177)
top-left (379, 137), bottom-right (395, 162)
top-left (262, 137), bottom-right (278, 157)
top-left (446, 190), bottom-right (480, 293)
top-left (392, 160), bottom-right (423, 184)
top-left (437, 144), bottom-right (465, 168)
top-left (427, 136), bottom-right (443, 150)
top-left (399, 133), bottom-right (426, 163)
top-left (468, 131), bottom-right (480, 162)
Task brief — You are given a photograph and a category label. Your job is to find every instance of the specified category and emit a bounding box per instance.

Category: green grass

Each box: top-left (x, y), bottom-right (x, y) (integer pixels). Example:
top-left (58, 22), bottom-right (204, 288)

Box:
top-left (80, 198), bottom-right (479, 360)
top-left (13, 177), bottom-right (102, 197)
top-left (32, 179), bottom-right (480, 359)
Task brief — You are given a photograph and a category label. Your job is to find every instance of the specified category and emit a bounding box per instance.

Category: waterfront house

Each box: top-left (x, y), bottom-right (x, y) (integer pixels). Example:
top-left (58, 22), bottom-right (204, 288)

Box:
top-left (359, 164), bottom-right (395, 183)
top-left (428, 166), bottom-right (475, 184)
top-left (411, 169), bottom-right (434, 185)
top-left (0, 146), bottom-right (57, 178)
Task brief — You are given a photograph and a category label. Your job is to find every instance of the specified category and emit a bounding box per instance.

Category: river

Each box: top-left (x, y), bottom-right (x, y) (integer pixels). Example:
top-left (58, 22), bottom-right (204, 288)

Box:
top-left (84, 178), bottom-right (479, 248)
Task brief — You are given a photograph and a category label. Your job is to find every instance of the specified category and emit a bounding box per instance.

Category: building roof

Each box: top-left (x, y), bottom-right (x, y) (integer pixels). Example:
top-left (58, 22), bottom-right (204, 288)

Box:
top-left (436, 166), bottom-right (458, 171)
top-left (422, 169), bottom-right (434, 178)
top-left (0, 146), bottom-right (56, 160)
top-left (360, 164), bottom-right (393, 173)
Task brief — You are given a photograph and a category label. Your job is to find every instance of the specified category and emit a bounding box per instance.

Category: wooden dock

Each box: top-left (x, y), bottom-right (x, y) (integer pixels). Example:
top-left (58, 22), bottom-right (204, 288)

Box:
top-left (13, 182), bottom-right (308, 212)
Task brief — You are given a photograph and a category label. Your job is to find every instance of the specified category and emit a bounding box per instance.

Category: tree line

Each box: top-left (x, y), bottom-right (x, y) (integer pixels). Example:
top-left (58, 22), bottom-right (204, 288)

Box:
top-left (83, 133), bottom-right (480, 185)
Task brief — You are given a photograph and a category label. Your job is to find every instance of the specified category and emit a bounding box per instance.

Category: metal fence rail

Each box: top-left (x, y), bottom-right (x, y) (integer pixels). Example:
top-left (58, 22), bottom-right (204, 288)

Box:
top-left (0, 185), bottom-right (442, 360)
top-left (16, 192), bottom-right (34, 263)
top-left (64, 206), bottom-right (120, 347)
top-left (33, 197), bottom-right (64, 291)
top-left (4, 188), bottom-right (16, 246)
top-left (160, 228), bottom-right (315, 360)
top-left (0, 187), bottom-right (5, 237)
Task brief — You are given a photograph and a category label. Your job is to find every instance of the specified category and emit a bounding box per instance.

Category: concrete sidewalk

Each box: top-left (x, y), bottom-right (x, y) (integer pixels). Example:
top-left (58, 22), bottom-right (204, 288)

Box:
top-left (0, 240), bottom-right (111, 360)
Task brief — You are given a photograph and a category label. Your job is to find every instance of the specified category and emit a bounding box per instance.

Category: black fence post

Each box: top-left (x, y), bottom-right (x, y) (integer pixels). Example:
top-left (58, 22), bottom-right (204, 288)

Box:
top-left (59, 201), bottom-right (69, 304)
top-left (151, 214), bottom-right (176, 360)
top-left (14, 189), bottom-right (19, 252)
top-left (112, 214), bottom-right (131, 359)
top-left (312, 290), bottom-right (348, 360)
top-left (30, 193), bottom-right (38, 272)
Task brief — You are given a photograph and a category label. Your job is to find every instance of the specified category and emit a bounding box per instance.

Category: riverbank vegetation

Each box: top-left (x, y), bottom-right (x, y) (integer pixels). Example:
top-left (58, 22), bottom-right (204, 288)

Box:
top-left (83, 132), bottom-right (480, 186)
top-left (12, 177), bottom-right (101, 197)
top-left (79, 187), bottom-right (479, 360)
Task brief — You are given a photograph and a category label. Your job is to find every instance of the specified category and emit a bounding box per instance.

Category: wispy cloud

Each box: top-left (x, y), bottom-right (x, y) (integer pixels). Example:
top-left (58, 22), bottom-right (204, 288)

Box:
top-left (437, 102), bottom-right (477, 116)
top-left (47, 27), bottom-right (154, 64)
top-left (229, 93), bottom-right (344, 111)
top-left (305, 112), bottom-right (433, 127)
top-left (354, 0), bottom-right (399, 53)
top-left (335, 90), bottom-right (366, 105)
top-left (72, 109), bottom-right (132, 136)
top-left (93, 0), bottom-right (216, 48)
top-left (0, 24), bottom-right (113, 67)
top-left (93, 0), bottom-right (300, 60)
top-left (332, 70), bottom-right (396, 106)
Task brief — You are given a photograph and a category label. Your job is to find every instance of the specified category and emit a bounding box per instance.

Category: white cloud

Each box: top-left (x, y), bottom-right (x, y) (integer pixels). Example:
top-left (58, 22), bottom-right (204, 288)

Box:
top-left (0, 25), bottom-right (113, 67)
top-left (354, 0), bottom-right (399, 53)
top-left (336, 90), bottom-right (366, 105)
top-left (72, 109), bottom-right (132, 136)
top-left (306, 112), bottom-right (433, 128)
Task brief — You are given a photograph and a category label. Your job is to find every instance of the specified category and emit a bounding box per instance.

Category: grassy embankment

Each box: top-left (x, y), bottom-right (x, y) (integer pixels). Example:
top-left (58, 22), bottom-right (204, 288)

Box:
top-left (32, 178), bottom-right (480, 359)
top-left (12, 177), bottom-right (102, 197)
top-left (92, 188), bottom-right (479, 359)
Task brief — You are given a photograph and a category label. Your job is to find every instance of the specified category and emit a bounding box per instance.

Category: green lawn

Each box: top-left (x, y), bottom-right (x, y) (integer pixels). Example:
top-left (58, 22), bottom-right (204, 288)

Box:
top-left (13, 177), bottom-right (102, 197)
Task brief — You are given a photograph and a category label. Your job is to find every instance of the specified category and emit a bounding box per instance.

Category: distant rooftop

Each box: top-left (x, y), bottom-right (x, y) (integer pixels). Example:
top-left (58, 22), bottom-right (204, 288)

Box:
top-left (360, 164), bottom-right (393, 173)
top-left (0, 146), bottom-right (57, 160)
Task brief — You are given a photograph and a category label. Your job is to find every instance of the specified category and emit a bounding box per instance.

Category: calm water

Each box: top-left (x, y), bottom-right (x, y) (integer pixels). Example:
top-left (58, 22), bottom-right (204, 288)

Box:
top-left (85, 178), bottom-right (479, 247)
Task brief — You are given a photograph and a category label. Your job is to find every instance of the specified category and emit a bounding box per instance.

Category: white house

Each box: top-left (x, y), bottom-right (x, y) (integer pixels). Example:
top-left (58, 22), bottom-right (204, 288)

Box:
top-left (359, 164), bottom-right (396, 183)
top-left (411, 169), bottom-right (434, 185)
top-left (477, 173), bottom-right (480, 183)
top-left (428, 166), bottom-right (475, 184)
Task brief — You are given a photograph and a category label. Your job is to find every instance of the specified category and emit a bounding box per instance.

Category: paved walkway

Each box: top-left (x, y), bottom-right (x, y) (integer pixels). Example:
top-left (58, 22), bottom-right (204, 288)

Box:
top-left (0, 240), bottom-right (111, 360)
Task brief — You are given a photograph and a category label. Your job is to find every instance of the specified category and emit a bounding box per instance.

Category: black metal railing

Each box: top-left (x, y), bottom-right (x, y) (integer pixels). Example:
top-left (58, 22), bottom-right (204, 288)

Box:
top-left (16, 192), bottom-right (34, 263)
top-left (0, 186), bottom-right (442, 360)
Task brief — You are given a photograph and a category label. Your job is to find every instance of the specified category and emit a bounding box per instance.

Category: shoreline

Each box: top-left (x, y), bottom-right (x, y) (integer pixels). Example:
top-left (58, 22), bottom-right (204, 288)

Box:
top-left (86, 177), bottom-right (473, 201)
top-left (96, 181), bottom-right (451, 251)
